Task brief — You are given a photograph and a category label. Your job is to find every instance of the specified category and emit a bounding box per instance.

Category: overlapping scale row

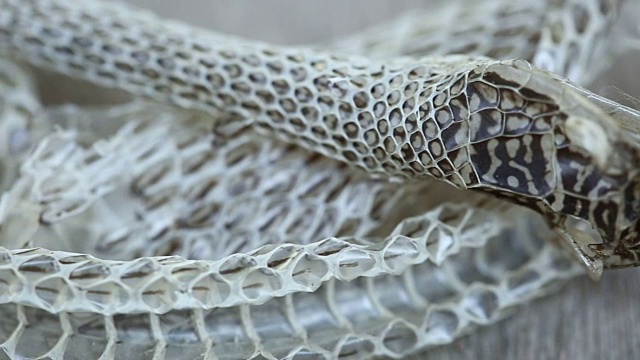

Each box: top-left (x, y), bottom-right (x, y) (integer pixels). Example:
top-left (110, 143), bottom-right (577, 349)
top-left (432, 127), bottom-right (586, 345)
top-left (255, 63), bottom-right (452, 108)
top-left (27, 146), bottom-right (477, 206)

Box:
top-left (0, 200), bottom-right (508, 314)
top-left (0, 220), bottom-right (583, 359)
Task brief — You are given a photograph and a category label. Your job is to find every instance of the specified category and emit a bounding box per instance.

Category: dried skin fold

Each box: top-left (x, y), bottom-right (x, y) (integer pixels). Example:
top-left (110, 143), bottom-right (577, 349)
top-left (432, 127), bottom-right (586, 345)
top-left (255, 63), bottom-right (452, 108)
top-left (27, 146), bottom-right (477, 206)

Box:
top-left (327, 0), bottom-right (621, 85)
top-left (2, 0), bottom-right (639, 271)
top-left (0, 66), bottom-right (581, 359)
top-left (0, 100), bottom-right (529, 312)
top-left (0, 229), bottom-right (581, 359)
top-left (0, 66), bottom-right (584, 359)
top-left (0, 0), bottom-right (637, 358)
top-left (0, 58), bottom-right (49, 193)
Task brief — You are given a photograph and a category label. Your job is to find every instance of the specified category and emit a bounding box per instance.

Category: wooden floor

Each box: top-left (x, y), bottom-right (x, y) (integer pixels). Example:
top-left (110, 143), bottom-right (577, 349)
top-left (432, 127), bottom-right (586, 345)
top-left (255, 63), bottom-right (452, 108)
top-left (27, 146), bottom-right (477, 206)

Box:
top-left (122, 1), bottom-right (640, 358)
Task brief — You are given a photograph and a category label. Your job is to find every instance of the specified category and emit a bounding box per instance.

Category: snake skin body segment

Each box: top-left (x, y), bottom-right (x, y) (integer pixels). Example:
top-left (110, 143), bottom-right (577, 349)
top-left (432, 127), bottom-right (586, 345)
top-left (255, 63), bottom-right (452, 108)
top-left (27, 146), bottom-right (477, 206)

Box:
top-left (0, 63), bottom-right (584, 359)
top-left (1, 0), bottom-right (639, 272)
top-left (0, 0), bottom-right (637, 359)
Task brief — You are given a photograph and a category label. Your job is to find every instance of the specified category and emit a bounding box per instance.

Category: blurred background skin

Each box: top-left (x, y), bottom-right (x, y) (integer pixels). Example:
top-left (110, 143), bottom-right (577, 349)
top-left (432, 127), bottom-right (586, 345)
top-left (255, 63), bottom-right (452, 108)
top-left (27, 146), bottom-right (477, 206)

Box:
top-left (111, 1), bottom-right (640, 358)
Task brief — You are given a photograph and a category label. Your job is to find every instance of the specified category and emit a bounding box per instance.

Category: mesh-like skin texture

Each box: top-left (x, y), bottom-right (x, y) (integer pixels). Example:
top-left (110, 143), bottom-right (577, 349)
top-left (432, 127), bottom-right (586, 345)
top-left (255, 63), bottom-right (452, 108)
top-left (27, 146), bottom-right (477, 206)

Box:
top-left (0, 0), bottom-right (637, 359)
top-left (2, 0), bottom-right (639, 270)
top-left (0, 101), bottom-right (518, 313)
top-left (328, 0), bottom-right (620, 85)
top-left (0, 232), bottom-right (581, 359)
top-left (0, 93), bottom-right (586, 359)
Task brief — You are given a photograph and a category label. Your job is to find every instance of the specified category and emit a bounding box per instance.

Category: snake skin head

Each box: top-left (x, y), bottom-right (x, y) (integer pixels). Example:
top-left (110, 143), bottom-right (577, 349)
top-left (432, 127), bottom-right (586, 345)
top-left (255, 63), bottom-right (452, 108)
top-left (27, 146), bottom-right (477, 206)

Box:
top-left (466, 61), bottom-right (640, 277)
top-left (549, 95), bottom-right (640, 276)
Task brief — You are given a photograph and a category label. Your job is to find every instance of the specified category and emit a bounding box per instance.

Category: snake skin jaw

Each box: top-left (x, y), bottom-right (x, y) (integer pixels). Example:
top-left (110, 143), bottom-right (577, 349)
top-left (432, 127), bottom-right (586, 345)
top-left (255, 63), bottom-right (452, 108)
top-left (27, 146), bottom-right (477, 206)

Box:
top-left (439, 60), bottom-right (640, 277)
top-left (552, 99), bottom-right (640, 275)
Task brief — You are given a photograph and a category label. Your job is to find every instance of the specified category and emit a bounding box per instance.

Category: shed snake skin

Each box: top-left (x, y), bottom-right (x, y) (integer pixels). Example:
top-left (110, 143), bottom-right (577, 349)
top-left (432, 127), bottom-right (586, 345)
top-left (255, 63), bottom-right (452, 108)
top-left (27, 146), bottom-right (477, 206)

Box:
top-left (0, 0), bottom-right (638, 358)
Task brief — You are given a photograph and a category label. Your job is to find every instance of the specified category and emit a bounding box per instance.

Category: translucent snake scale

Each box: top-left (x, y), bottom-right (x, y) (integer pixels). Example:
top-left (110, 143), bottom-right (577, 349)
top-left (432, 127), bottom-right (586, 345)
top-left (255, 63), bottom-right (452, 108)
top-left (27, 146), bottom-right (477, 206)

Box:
top-left (0, 0), bottom-right (638, 358)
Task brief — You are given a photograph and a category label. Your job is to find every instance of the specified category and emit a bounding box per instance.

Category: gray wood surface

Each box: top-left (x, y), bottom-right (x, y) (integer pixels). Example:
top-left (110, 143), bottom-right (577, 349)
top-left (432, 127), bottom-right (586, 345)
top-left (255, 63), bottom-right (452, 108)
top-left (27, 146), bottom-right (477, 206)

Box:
top-left (122, 1), bottom-right (640, 359)
top-left (421, 269), bottom-right (639, 360)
